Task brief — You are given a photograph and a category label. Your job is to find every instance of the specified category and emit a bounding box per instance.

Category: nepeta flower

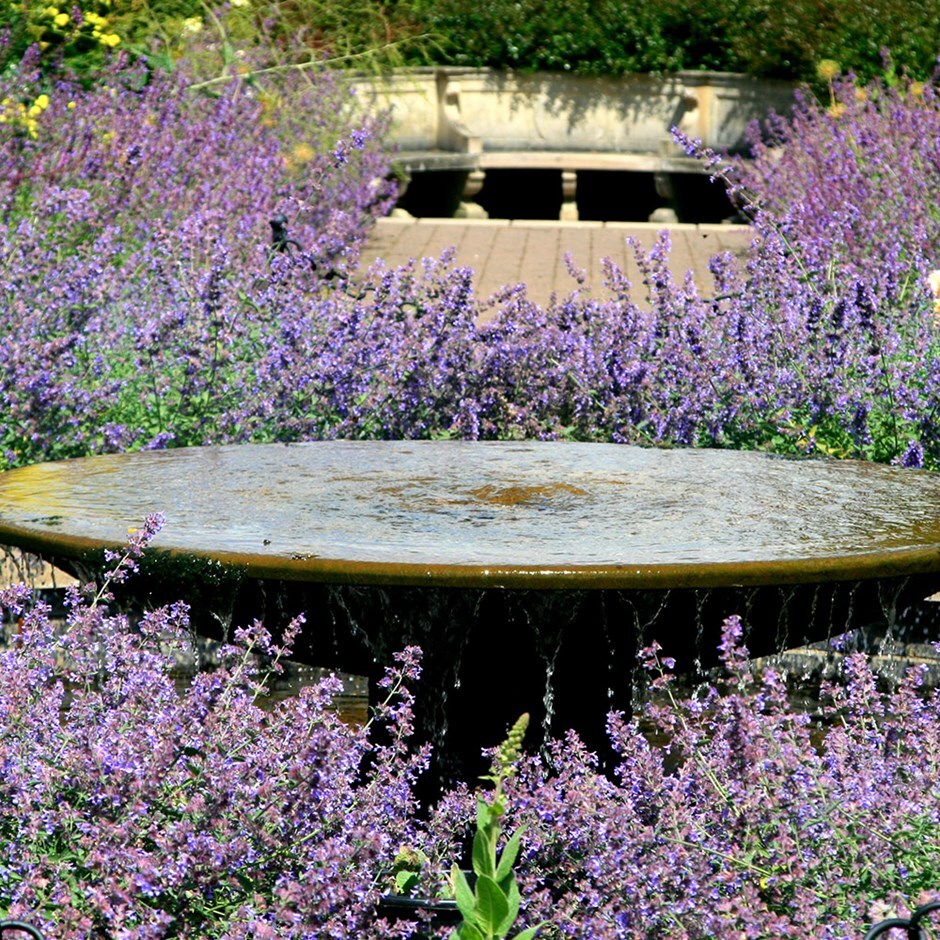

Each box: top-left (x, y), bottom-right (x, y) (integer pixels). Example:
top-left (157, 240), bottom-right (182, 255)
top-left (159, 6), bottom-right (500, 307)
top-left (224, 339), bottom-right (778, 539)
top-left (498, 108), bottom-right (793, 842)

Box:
top-left (0, 525), bottom-right (428, 940)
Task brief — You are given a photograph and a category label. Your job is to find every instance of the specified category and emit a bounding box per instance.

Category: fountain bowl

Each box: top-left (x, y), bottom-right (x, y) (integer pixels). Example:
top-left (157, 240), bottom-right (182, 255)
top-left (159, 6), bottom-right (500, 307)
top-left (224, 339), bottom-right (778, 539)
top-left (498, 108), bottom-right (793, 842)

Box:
top-left (3, 441), bottom-right (940, 784)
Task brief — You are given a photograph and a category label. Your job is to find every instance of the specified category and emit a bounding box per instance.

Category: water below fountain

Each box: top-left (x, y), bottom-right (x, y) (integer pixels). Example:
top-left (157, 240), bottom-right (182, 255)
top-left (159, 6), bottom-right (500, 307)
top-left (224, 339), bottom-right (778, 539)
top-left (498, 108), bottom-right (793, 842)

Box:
top-left (2, 441), bottom-right (940, 786)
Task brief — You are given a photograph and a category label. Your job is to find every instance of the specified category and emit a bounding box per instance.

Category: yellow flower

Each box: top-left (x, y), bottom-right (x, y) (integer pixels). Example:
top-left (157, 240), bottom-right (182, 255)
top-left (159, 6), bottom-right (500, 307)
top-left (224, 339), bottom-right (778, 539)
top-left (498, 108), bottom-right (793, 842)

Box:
top-left (910, 81), bottom-right (925, 99)
top-left (180, 15), bottom-right (202, 34)
top-left (33, 94), bottom-right (50, 110)
top-left (290, 142), bottom-right (316, 165)
top-left (928, 271), bottom-right (940, 321)
top-left (43, 4), bottom-right (58, 16)
top-left (827, 103), bottom-right (847, 119)
top-left (53, 11), bottom-right (69, 25)
top-left (816, 59), bottom-right (840, 81)
top-left (99, 32), bottom-right (120, 46)
top-left (257, 90), bottom-right (282, 127)
top-left (67, 100), bottom-right (76, 110)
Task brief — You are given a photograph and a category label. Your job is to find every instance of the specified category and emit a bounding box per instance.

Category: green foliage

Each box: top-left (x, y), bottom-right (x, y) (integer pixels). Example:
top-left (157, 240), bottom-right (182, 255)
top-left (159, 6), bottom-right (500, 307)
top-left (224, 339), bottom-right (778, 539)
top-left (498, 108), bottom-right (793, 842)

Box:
top-left (106, 0), bottom-right (434, 82)
top-left (390, 844), bottom-right (432, 896)
top-left (451, 714), bottom-right (546, 940)
top-left (724, 0), bottom-right (940, 84)
top-left (2, 0), bottom-right (435, 85)
top-left (9, 0), bottom-right (935, 87)
top-left (408, 0), bottom-right (939, 84)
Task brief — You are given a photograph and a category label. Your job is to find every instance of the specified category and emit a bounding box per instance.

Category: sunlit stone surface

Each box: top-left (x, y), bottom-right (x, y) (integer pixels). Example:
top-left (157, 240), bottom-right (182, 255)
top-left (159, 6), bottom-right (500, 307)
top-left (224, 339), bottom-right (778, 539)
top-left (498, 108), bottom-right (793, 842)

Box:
top-left (2, 441), bottom-right (940, 587)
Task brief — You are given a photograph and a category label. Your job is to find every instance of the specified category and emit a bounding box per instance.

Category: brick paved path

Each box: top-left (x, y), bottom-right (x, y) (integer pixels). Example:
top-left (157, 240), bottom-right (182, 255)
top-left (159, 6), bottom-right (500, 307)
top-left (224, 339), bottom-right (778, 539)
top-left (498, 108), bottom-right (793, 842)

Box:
top-left (360, 217), bottom-right (753, 315)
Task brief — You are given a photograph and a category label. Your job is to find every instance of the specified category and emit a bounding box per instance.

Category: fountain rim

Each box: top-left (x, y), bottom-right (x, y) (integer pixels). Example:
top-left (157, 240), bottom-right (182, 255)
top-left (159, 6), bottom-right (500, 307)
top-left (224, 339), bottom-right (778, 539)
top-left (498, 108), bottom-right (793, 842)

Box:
top-left (3, 520), bottom-right (940, 589)
top-left (4, 441), bottom-right (940, 591)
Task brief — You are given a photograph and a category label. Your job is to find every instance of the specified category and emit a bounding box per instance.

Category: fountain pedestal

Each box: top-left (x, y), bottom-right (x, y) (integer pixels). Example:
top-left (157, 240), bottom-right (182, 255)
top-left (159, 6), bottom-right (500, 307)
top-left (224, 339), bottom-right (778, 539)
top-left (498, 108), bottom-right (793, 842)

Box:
top-left (2, 441), bottom-right (940, 785)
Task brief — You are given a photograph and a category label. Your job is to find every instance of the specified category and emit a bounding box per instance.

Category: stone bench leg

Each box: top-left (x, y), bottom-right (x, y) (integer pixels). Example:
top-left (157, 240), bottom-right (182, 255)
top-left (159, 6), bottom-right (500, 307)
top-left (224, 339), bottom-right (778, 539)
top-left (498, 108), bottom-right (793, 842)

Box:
top-left (456, 168), bottom-right (488, 219)
top-left (560, 170), bottom-right (579, 221)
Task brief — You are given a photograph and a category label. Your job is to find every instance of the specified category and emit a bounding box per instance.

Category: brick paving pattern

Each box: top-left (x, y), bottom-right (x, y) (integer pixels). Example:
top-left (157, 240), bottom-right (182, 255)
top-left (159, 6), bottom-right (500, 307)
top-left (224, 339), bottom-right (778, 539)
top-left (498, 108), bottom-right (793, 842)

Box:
top-left (360, 218), bottom-right (753, 317)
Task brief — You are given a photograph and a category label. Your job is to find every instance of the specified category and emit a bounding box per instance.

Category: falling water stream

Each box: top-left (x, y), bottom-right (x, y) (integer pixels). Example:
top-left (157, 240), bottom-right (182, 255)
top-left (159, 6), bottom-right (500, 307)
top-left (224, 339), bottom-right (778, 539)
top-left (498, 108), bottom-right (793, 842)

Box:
top-left (2, 441), bottom-right (940, 786)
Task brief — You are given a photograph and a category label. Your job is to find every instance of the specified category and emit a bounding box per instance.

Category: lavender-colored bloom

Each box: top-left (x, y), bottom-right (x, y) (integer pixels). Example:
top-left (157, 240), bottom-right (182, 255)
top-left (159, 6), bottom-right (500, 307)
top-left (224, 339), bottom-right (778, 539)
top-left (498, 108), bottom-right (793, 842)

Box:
top-left (3, 59), bottom-right (940, 468)
top-left (415, 617), bottom-right (940, 938)
top-left (0, 526), bottom-right (427, 940)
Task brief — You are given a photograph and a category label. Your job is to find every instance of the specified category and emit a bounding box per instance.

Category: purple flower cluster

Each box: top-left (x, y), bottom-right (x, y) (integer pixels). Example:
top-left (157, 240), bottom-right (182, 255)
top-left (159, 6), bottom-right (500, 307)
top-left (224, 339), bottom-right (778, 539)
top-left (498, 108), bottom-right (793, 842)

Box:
top-left (0, 48), bottom-right (395, 466)
top-left (0, 525), bottom-right (430, 940)
top-left (4, 535), bottom-right (940, 938)
top-left (419, 617), bottom-right (940, 938)
top-left (3, 59), bottom-right (940, 469)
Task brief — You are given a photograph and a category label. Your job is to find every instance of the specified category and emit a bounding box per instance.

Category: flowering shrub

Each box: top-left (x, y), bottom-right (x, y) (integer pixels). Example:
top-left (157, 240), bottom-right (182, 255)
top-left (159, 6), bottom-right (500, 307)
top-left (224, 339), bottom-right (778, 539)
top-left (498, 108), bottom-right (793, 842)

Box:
top-left (418, 617), bottom-right (940, 939)
top-left (3, 56), bottom-right (940, 469)
top-left (673, 72), bottom-right (940, 464)
top-left (0, 47), bottom-right (395, 467)
top-left (321, 72), bottom-right (940, 465)
top-left (1, 0), bottom-right (124, 75)
top-left (0, 516), bottom-right (430, 940)
top-left (5, 538), bottom-right (940, 939)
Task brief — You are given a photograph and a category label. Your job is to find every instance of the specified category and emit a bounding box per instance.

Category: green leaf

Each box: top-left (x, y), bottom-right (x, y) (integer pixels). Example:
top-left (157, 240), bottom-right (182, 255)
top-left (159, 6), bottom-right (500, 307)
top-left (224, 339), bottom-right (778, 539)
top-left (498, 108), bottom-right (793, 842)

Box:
top-left (395, 869), bottom-right (420, 895)
top-left (495, 825), bottom-right (525, 883)
top-left (474, 874), bottom-right (510, 938)
top-left (473, 827), bottom-right (497, 879)
top-left (453, 864), bottom-right (477, 923)
top-left (509, 925), bottom-right (546, 940)
top-left (498, 877), bottom-right (520, 936)
top-left (454, 923), bottom-right (485, 940)
top-left (476, 796), bottom-right (495, 830)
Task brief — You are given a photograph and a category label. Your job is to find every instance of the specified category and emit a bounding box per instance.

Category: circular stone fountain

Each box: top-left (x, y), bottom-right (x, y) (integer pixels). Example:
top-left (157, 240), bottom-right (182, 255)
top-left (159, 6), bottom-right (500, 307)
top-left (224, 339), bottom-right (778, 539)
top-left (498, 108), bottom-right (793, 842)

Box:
top-left (2, 441), bottom-right (940, 782)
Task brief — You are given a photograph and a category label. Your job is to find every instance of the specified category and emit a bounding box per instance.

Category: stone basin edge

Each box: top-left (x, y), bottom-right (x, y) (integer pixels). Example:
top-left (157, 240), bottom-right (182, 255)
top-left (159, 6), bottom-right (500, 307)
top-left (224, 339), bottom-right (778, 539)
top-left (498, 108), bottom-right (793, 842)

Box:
top-left (3, 519), bottom-right (940, 591)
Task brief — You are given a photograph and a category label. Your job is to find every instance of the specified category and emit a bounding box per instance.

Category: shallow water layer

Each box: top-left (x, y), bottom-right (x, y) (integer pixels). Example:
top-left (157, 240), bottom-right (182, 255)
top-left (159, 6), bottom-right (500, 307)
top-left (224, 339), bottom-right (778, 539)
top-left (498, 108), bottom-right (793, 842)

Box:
top-left (2, 441), bottom-right (940, 589)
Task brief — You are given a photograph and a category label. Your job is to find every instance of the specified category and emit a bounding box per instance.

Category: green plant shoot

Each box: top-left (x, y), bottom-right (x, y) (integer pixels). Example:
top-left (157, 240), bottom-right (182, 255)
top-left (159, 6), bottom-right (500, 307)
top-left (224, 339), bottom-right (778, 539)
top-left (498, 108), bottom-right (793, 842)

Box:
top-left (451, 713), bottom-right (547, 940)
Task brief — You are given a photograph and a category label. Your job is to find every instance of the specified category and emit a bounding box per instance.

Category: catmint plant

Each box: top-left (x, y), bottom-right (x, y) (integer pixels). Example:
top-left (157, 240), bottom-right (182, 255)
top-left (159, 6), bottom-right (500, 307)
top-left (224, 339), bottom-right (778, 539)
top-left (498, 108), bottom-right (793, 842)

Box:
top-left (0, 46), bottom-right (395, 467)
top-left (3, 51), bottom-right (940, 470)
top-left (0, 517), bottom-right (432, 940)
top-left (412, 617), bottom-right (940, 939)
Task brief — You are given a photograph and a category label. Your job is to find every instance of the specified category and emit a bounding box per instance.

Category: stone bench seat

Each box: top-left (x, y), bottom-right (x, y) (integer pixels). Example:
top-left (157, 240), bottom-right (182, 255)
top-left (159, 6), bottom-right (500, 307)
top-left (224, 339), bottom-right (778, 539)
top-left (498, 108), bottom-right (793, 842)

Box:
top-left (395, 148), bottom-right (709, 220)
top-left (368, 69), bottom-right (794, 220)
